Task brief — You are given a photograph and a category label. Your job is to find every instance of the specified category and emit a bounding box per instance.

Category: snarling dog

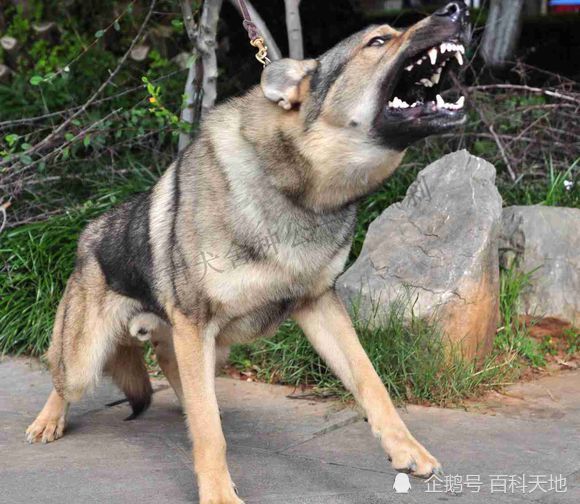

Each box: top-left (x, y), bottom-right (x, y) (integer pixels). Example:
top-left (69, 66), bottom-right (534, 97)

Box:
top-left (27, 3), bottom-right (470, 502)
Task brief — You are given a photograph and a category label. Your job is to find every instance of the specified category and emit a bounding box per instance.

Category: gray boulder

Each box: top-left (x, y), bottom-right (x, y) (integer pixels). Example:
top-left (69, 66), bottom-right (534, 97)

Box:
top-left (500, 205), bottom-right (580, 327)
top-left (337, 150), bottom-right (502, 359)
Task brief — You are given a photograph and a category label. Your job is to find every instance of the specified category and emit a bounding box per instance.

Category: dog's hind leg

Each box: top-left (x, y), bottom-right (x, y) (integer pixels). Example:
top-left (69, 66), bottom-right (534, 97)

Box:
top-left (105, 342), bottom-right (153, 420)
top-left (26, 267), bottom-right (136, 443)
top-left (25, 277), bottom-right (74, 444)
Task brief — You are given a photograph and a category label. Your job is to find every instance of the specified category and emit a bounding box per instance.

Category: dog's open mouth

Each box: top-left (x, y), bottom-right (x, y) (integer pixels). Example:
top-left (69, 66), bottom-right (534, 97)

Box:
top-left (385, 39), bottom-right (467, 121)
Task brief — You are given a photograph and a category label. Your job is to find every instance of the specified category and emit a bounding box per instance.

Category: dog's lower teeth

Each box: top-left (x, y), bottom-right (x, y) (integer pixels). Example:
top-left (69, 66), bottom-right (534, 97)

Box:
top-left (434, 95), bottom-right (466, 111)
top-left (455, 51), bottom-right (464, 66)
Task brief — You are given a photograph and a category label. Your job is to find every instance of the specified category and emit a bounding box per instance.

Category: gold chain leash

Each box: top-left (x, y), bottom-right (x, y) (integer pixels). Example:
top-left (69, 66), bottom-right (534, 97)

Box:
top-left (237, 0), bottom-right (271, 67)
top-left (250, 37), bottom-right (270, 66)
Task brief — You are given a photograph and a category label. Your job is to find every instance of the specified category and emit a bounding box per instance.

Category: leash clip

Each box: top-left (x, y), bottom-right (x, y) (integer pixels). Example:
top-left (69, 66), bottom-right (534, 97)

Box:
top-left (250, 37), bottom-right (271, 67)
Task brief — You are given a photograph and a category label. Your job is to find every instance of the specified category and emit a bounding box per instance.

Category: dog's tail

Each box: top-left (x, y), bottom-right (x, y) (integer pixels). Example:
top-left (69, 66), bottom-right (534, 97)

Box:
top-left (106, 344), bottom-right (153, 421)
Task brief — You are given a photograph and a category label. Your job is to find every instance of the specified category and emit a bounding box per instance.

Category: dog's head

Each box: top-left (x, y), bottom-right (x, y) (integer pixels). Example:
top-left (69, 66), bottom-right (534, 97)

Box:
top-left (261, 1), bottom-right (470, 151)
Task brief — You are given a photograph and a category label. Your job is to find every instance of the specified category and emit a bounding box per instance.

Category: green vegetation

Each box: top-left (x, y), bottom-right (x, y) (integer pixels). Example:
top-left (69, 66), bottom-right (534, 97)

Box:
top-left (495, 265), bottom-right (547, 367)
top-left (230, 305), bottom-right (520, 406)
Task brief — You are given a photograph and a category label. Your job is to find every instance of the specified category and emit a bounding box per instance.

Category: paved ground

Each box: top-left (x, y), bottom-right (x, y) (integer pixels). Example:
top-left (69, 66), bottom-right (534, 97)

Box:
top-left (1, 358), bottom-right (579, 503)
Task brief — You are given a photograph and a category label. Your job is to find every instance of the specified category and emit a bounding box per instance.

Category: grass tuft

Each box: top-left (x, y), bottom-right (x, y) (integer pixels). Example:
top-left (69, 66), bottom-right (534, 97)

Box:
top-left (231, 299), bottom-right (520, 407)
top-left (495, 264), bottom-right (547, 367)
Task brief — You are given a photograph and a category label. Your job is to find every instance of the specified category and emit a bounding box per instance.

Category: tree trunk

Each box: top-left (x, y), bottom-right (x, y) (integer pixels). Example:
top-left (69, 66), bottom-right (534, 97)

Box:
top-left (178, 0), bottom-right (223, 152)
top-left (198, 0), bottom-right (223, 118)
top-left (481, 0), bottom-right (525, 68)
top-left (227, 0), bottom-right (282, 61)
top-left (179, 0), bottom-right (200, 152)
top-left (284, 0), bottom-right (303, 60)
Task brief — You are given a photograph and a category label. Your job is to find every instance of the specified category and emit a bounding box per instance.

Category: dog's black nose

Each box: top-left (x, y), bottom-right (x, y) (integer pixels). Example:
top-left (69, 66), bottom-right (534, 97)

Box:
top-left (434, 1), bottom-right (467, 23)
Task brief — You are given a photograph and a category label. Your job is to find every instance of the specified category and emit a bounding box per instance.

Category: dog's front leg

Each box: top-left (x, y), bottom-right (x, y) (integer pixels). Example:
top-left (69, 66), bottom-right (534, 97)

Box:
top-left (292, 290), bottom-right (441, 477)
top-left (171, 310), bottom-right (243, 504)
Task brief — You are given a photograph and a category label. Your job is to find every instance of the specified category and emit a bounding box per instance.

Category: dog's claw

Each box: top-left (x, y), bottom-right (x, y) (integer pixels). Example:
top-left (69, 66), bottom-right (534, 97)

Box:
top-left (432, 466), bottom-right (444, 477)
top-left (394, 463), bottom-right (415, 475)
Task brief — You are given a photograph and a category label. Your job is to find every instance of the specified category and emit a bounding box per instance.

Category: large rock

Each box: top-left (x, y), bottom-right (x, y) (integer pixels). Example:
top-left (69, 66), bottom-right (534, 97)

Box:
top-left (337, 150), bottom-right (502, 359)
top-left (499, 205), bottom-right (580, 327)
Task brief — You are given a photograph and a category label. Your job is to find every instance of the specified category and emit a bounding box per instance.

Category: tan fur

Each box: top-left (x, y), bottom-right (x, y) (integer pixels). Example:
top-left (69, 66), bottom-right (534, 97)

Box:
top-left (171, 311), bottom-right (243, 504)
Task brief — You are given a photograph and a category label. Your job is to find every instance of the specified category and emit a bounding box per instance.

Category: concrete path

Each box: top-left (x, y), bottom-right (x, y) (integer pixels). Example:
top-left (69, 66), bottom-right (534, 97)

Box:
top-left (1, 358), bottom-right (579, 503)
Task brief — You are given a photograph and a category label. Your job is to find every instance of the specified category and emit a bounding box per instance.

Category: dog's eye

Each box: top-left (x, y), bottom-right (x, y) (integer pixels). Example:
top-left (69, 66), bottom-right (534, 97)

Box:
top-left (367, 36), bottom-right (390, 47)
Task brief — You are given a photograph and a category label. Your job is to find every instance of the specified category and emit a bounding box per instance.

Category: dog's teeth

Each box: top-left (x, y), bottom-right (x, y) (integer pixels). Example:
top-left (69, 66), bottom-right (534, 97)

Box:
top-left (428, 47), bottom-right (438, 65)
top-left (405, 64), bottom-right (414, 71)
top-left (419, 78), bottom-right (433, 88)
top-left (389, 97), bottom-right (412, 110)
top-left (431, 72), bottom-right (441, 85)
top-left (416, 57), bottom-right (423, 65)
top-left (455, 51), bottom-right (464, 66)
top-left (456, 96), bottom-right (465, 108)
top-left (439, 43), bottom-right (447, 54)
top-left (389, 97), bottom-right (402, 109)
top-left (458, 44), bottom-right (466, 54)
top-left (436, 94), bottom-right (445, 108)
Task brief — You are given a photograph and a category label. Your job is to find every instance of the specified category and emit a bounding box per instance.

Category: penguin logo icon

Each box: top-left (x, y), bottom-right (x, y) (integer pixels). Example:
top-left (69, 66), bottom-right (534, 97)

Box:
top-left (393, 473), bottom-right (412, 494)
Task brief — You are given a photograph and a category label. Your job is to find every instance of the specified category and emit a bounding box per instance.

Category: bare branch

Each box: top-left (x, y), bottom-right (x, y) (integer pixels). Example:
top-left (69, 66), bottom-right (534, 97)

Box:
top-left (468, 84), bottom-right (580, 105)
top-left (198, 0), bottom-right (224, 118)
top-left (179, 0), bottom-right (202, 152)
top-left (181, 0), bottom-right (198, 42)
top-left (284, 0), bottom-right (303, 60)
top-left (178, 0), bottom-right (224, 151)
top-left (481, 0), bottom-right (524, 68)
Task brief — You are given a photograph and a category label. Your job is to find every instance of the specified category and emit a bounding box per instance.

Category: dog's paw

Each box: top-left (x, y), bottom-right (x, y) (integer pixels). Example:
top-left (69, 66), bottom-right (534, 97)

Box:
top-left (199, 484), bottom-right (244, 504)
top-left (200, 493), bottom-right (245, 504)
top-left (25, 415), bottom-right (66, 444)
top-left (386, 433), bottom-right (442, 478)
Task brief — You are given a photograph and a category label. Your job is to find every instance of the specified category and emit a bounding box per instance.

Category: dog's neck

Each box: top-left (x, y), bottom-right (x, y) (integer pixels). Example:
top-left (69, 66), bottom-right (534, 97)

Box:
top-left (238, 87), bottom-right (405, 213)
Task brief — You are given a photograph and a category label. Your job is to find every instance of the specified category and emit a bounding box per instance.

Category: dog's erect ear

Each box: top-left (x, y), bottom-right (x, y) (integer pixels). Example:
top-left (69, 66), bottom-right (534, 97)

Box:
top-left (261, 58), bottom-right (318, 110)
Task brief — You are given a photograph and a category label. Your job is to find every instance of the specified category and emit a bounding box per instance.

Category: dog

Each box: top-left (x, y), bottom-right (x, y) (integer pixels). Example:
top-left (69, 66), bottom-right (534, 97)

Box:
top-left (26, 2), bottom-right (470, 502)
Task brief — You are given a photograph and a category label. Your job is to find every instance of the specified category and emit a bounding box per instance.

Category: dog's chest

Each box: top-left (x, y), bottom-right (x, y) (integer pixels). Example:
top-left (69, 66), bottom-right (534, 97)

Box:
top-left (205, 209), bottom-right (354, 325)
top-left (214, 242), bottom-right (350, 344)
